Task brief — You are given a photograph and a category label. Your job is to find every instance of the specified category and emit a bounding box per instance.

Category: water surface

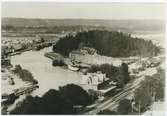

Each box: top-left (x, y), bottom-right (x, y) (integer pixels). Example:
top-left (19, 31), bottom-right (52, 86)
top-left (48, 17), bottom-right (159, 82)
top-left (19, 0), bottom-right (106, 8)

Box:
top-left (11, 47), bottom-right (82, 96)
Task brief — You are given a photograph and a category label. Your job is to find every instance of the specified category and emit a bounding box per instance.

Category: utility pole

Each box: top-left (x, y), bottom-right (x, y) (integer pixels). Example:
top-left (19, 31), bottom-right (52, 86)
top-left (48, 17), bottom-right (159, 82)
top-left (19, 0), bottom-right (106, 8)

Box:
top-left (138, 101), bottom-right (141, 115)
top-left (131, 94), bottom-right (135, 113)
top-left (151, 87), bottom-right (156, 115)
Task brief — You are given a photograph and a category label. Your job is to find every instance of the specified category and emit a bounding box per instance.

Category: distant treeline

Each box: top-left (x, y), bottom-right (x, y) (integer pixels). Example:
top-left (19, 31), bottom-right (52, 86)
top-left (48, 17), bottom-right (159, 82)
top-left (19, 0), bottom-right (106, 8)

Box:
top-left (2, 18), bottom-right (164, 33)
top-left (2, 25), bottom-right (108, 34)
top-left (53, 30), bottom-right (160, 57)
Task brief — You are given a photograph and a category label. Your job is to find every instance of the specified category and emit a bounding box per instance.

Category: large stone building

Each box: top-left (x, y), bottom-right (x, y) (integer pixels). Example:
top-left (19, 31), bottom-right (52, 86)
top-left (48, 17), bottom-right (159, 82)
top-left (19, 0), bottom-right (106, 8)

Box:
top-left (81, 71), bottom-right (106, 91)
top-left (80, 71), bottom-right (117, 97)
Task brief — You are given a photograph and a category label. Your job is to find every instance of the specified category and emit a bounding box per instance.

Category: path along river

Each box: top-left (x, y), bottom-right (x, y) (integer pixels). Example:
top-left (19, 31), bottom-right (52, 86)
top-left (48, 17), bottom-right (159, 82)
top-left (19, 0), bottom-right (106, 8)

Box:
top-left (11, 47), bottom-right (82, 97)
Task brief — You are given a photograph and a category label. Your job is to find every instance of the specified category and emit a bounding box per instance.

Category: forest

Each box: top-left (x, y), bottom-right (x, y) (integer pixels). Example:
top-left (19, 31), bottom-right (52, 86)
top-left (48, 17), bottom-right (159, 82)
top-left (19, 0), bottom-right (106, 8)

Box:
top-left (53, 30), bottom-right (160, 57)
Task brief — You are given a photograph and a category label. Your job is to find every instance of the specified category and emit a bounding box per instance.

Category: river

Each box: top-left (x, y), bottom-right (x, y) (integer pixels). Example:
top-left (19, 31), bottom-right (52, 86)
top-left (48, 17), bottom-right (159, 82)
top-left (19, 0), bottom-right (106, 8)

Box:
top-left (131, 33), bottom-right (165, 48)
top-left (11, 47), bottom-right (82, 97)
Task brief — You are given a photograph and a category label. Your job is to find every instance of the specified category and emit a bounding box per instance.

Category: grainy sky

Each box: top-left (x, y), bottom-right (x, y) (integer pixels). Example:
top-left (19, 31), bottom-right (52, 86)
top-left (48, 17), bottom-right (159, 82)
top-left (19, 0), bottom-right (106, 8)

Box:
top-left (2, 2), bottom-right (165, 20)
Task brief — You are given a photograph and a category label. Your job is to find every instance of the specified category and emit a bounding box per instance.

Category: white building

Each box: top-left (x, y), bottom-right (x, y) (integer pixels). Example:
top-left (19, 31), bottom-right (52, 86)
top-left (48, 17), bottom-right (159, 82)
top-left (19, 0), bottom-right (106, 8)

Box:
top-left (81, 71), bottom-right (106, 91)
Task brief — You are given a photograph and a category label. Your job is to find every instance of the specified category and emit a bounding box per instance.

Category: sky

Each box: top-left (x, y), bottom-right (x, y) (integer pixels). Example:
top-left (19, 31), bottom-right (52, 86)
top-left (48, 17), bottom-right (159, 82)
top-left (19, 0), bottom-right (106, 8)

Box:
top-left (2, 2), bottom-right (165, 20)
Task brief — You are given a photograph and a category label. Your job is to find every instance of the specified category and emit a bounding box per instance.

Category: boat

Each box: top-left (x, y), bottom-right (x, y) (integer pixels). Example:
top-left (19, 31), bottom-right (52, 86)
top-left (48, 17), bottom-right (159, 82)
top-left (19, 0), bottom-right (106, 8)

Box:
top-left (10, 52), bottom-right (21, 56)
top-left (32, 46), bottom-right (41, 51)
top-left (68, 64), bottom-right (79, 71)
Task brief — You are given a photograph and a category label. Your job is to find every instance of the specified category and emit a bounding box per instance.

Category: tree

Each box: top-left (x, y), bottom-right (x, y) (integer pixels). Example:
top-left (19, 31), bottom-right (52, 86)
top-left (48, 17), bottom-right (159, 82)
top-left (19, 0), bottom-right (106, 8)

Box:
top-left (100, 64), bottom-right (118, 79)
top-left (87, 65), bottom-right (100, 73)
top-left (134, 82), bottom-right (152, 113)
top-left (40, 89), bottom-right (74, 114)
top-left (11, 96), bottom-right (42, 114)
top-left (21, 69), bottom-right (35, 82)
top-left (13, 65), bottom-right (23, 76)
top-left (117, 99), bottom-right (132, 114)
top-left (120, 63), bottom-right (130, 84)
top-left (143, 69), bottom-right (165, 101)
top-left (40, 38), bottom-right (45, 43)
top-left (153, 68), bottom-right (165, 101)
top-left (87, 63), bottom-right (130, 88)
top-left (114, 63), bottom-right (130, 87)
top-left (59, 84), bottom-right (92, 106)
top-left (134, 69), bottom-right (165, 113)
top-left (12, 65), bottom-right (37, 83)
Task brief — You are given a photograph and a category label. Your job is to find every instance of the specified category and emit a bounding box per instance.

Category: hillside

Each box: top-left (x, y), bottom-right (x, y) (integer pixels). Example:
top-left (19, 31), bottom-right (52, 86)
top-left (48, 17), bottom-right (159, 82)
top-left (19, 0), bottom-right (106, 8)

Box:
top-left (53, 30), bottom-right (160, 57)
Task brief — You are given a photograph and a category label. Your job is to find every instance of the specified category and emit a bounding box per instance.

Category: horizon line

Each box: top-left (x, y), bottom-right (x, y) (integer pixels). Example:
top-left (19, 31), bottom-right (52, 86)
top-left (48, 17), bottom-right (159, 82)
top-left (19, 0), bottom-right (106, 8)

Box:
top-left (2, 17), bottom-right (165, 21)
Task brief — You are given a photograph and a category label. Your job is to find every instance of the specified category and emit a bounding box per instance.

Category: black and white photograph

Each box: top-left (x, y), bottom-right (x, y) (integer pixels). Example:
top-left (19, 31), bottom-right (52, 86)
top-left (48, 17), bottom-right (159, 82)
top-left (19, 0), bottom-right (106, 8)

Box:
top-left (1, 1), bottom-right (166, 115)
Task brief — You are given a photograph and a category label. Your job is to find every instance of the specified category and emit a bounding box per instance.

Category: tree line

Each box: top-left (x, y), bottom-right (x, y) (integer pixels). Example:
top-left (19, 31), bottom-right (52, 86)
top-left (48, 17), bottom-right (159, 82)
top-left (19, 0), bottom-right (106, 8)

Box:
top-left (53, 30), bottom-right (160, 57)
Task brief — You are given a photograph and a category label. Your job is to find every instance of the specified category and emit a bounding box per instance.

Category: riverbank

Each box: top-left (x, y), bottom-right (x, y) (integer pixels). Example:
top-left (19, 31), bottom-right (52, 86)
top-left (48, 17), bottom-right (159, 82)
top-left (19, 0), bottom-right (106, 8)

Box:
top-left (2, 35), bottom-right (54, 58)
top-left (9, 42), bottom-right (53, 57)
top-left (1, 66), bottom-right (39, 114)
top-left (10, 48), bottom-right (32, 56)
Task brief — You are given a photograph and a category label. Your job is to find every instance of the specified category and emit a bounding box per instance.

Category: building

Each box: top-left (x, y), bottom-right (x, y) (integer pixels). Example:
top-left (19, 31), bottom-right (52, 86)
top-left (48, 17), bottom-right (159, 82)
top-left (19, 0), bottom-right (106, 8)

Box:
top-left (81, 72), bottom-right (117, 97)
top-left (80, 47), bottom-right (97, 55)
top-left (81, 71), bottom-right (106, 91)
top-left (69, 50), bottom-right (122, 67)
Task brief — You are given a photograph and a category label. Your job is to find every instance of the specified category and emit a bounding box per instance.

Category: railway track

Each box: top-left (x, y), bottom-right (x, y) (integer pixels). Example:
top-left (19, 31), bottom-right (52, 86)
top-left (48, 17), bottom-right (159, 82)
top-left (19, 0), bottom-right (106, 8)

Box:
top-left (83, 75), bottom-right (145, 115)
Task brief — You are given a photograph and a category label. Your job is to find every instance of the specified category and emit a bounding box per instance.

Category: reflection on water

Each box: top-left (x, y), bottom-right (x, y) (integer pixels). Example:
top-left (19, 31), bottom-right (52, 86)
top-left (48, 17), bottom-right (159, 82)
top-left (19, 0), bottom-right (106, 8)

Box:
top-left (11, 47), bottom-right (82, 97)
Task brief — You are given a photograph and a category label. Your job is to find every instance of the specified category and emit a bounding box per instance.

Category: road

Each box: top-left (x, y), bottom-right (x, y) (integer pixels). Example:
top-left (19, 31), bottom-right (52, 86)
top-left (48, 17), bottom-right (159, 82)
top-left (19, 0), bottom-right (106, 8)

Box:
top-left (83, 64), bottom-right (160, 114)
